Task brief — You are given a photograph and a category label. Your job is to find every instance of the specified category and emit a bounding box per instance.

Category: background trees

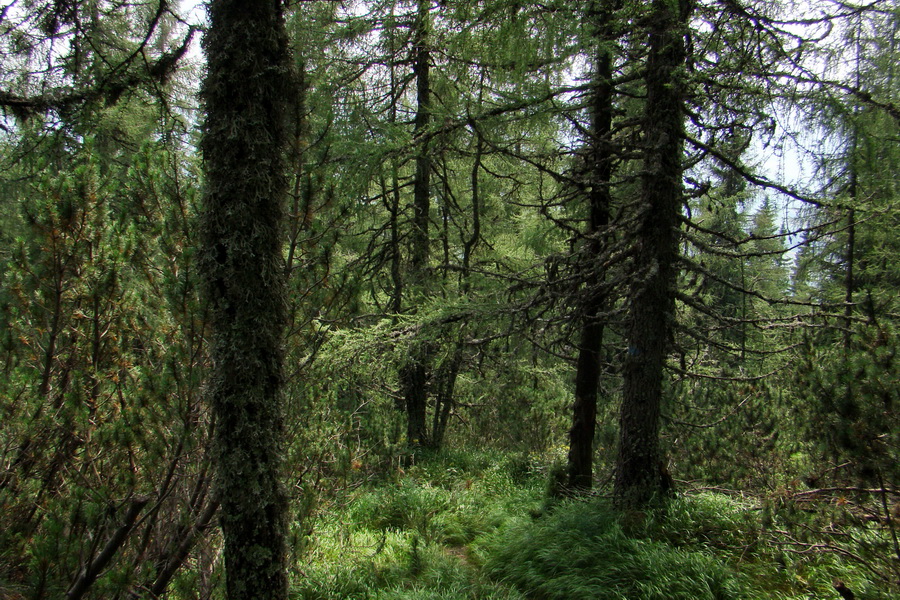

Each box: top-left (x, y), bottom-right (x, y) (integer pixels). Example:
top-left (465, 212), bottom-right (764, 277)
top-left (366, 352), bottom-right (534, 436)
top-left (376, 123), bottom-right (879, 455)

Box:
top-left (1, 0), bottom-right (898, 597)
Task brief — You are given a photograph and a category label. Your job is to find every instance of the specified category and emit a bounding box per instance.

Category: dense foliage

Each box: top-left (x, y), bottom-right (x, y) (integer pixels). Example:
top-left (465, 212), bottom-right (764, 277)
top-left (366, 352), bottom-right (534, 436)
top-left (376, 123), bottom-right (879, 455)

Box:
top-left (0, 0), bottom-right (897, 599)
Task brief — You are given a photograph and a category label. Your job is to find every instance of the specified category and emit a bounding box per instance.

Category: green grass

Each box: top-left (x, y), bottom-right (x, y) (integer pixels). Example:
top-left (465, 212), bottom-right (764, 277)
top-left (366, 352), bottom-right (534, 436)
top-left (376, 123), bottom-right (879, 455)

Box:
top-left (291, 450), bottom-right (539, 600)
top-left (475, 500), bottom-right (746, 600)
top-left (289, 450), bottom-right (898, 600)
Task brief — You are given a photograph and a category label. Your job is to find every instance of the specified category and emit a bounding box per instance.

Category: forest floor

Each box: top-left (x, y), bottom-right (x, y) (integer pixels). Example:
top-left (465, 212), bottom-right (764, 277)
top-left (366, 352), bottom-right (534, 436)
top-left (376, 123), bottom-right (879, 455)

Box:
top-left (287, 450), bottom-right (899, 600)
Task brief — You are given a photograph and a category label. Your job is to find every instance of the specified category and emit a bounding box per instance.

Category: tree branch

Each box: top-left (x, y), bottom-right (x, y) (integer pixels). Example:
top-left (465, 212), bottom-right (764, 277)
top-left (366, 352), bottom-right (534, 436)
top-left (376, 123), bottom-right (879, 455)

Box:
top-left (66, 496), bottom-right (150, 600)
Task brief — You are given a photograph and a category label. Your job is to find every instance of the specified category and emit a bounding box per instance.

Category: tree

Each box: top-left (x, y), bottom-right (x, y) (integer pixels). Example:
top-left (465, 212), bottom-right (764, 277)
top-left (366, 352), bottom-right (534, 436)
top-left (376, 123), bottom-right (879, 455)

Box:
top-left (0, 4), bottom-right (221, 597)
top-left (315, 0), bottom-right (579, 453)
top-left (615, 0), bottom-right (692, 507)
top-left (793, 6), bottom-right (900, 507)
top-left (565, 0), bottom-right (618, 493)
top-left (0, 0), bottom-right (195, 122)
top-left (199, 0), bottom-right (293, 597)
top-left (399, 0), bottom-right (435, 448)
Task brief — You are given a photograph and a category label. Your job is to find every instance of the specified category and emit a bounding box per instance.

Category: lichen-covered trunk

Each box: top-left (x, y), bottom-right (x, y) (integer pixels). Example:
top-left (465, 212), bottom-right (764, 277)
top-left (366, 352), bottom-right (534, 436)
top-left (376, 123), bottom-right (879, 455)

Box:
top-left (566, 5), bottom-right (615, 493)
top-left (615, 0), bottom-right (690, 507)
top-left (199, 1), bottom-right (292, 598)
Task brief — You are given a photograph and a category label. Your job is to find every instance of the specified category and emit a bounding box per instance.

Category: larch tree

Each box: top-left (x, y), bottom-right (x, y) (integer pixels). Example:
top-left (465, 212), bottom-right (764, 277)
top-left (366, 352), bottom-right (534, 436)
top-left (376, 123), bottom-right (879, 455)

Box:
top-left (615, 0), bottom-right (692, 507)
top-left (794, 5), bottom-right (900, 498)
top-left (199, 0), bottom-right (293, 597)
top-left (400, 0), bottom-right (435, 448)
top-left (565, 0), bottom-right (619, 493)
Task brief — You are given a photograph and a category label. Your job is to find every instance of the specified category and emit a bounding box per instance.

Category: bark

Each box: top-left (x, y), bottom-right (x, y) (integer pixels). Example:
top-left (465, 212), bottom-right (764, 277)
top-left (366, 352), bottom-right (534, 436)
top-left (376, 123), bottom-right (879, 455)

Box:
top-left (462, 128), bottom-right (483, 292)
top-left (567, 318), bottom-right (605, 492)
top-left (431, 350), bottom-right (462, 449)
top-left (386, 7), bottom-right (404, 316)
top-left (199, 1), bottom-right (293, 598)
top-left (615, 0), bottom-right (691, 507)
top-left (566, 1), bottom-right (616, 493)
top-left (843, 169), bottom-right (856, 347)
top-left (400, 349), bottom-right (430, 446)
top-left (389, 166), bottom-right (404, 314)
top-left (401, 0), bottom-right (433, 449)
top-left (409, 0), bottom-right (432, 282)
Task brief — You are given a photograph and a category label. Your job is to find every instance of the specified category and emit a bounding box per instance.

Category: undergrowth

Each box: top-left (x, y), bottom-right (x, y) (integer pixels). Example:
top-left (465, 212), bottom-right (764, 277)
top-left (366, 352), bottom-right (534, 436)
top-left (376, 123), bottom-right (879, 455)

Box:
top-left (289, 450), bottom-right (898, 600)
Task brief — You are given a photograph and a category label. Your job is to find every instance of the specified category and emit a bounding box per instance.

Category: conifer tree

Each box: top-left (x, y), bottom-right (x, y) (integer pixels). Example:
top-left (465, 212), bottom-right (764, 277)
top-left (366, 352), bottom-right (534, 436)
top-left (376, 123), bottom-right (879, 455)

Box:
top-left (615, 0), bottom-right (692, 507)
top-left (400, 0), bottom-right (435, 448)
top-left (565, 0), bottom-right (619, 493)
top-left (793, 7), bottom-right (900, 496)
top-left (199, 0), bottom-right (293, 597)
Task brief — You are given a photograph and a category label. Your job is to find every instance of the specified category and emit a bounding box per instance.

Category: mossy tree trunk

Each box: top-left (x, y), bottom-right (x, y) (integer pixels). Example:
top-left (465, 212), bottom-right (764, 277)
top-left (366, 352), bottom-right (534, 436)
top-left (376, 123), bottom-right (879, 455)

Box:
top-left (615, 0), bottom-right (691, 508)
top-left (199, 1), bottom-right (293, 598)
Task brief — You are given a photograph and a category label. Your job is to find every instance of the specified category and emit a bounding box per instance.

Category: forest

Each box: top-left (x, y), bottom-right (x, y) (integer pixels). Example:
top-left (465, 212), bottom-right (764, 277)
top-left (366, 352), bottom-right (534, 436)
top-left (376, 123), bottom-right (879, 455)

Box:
top-left (0, 0), bottom-right (898, 598)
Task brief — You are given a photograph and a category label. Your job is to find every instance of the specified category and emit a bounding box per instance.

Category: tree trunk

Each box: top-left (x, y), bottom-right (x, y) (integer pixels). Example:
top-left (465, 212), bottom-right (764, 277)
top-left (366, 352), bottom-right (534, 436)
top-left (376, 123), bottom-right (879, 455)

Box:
top-left (400, 347), bottom-right (430, 447)
top-left (409, 0), bottom-right (432, 282)
top-left (199, 1), bottom-right (292, 598)
top-left (615, 0), bottom-right (690, 507)
top-left (431, 349), bottom-right (461, 449)
top-left (566, 3), bottom-right (615, 493)
top-left (401, 0), bottom-right (433, 449)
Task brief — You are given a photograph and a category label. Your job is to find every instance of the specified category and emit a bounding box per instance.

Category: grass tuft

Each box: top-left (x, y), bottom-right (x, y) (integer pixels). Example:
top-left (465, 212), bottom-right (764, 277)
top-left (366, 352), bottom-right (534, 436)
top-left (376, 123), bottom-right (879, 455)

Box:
top-left (475, 498), bottom-right (748, 600)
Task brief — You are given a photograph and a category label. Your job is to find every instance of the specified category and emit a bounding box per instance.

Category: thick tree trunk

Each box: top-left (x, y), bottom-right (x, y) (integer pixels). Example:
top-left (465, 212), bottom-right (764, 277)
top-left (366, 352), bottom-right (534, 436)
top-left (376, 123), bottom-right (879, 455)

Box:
top-left (614, 0), bottom-right (690, 507)
top-left (199, 1), bottom-right (292, 598)
top-left (567, 320), bottom-right (604, 492)
top-left (566, 7), bottom-right (615, 492)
